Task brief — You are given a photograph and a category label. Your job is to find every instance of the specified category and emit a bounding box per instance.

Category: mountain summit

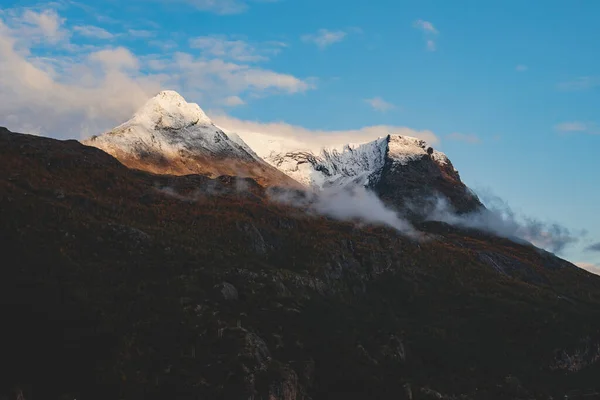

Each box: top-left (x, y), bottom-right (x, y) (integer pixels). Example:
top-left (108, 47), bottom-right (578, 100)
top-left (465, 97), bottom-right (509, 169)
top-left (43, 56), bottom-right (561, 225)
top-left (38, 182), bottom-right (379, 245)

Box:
top-left (85, 91), bottom-right (481, 215)
top-left (83, 91), bottom-right (296, 187)
top-left (232, 130), bottom-right (483, 216)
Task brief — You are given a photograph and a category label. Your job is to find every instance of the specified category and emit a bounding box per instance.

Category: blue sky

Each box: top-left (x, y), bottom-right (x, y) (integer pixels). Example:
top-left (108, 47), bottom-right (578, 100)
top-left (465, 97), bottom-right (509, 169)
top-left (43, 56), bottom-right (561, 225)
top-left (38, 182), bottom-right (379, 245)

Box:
top-left (1, 0), bottom-right (599, 270)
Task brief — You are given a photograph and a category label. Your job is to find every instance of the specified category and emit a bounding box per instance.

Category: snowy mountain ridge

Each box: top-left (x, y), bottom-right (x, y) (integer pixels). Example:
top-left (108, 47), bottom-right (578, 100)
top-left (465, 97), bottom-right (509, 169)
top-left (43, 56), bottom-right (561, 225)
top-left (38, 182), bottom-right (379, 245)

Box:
top-left (222, 127), bottom-right (452, 189)
top-left (82, 91), bottom-right (478, 212)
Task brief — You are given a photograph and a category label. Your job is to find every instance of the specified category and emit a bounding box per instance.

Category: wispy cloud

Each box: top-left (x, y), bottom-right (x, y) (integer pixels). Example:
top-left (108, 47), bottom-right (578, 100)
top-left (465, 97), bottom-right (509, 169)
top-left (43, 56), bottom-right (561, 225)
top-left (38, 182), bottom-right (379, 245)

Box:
top-left (222, 95), bottom-right (245, 106)
top-left (554, 121), bottom-right (598, 135)
top-left (365, 97), bottom-right (395, 112)
top-left (557, 76), bottom-right (600, 91)
top-left (180, 0), bottom-right (248, 14)
top-left (586, 242), bottom-right (600, 252)
top-left (516, 64), bottom-right (528, 72)
top-left (179, 0), bottom-right (278, 14)
top-left (302, 29), bottom-right (347, 49)
top-left (413, 19), bottom-right (438, 51)
top-left (3, 8), bottom-right (70, 45)
top-left (446, 132), bottom-right (482, 144)
top-left (413, 19), bottom-right (438, 34)
top-left (426, 40), bottom-right (436, 51)
top-left (428, 191), bottom-right (585, 254)
top-left (127, 29), bottom-right (155, 38)
top-left (74, 25), bottom-right (114, 39)
top-left (190, 35), bottom-right (284, 62)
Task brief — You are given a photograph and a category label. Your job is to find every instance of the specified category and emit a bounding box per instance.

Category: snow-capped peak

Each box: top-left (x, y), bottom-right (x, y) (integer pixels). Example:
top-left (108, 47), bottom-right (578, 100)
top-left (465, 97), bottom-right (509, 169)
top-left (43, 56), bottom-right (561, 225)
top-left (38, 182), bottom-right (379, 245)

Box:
top-left (83, 90), bottom-right (261, 163)
top-left (131, 90), bottom-right (213, 131)
top-left (223, 129), bottom-right (451, 188)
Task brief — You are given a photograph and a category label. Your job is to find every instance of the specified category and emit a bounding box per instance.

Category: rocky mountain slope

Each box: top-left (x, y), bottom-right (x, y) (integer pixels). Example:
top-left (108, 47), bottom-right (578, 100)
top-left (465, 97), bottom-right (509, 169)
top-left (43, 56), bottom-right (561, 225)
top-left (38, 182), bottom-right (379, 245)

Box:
top-left (227, 129), bottom-right (482, 215)
top-left (2, 127), bottom-right (600, 400)
top-left (83, 91), bottom-right (480, 215)
top-left (83, 91), bottom-right (298, 188)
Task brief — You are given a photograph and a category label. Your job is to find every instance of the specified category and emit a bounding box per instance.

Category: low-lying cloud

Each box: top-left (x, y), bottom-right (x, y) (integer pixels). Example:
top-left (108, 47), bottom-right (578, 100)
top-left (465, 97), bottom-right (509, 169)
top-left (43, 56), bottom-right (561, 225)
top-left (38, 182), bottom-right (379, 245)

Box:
top-left (427, 193), bottom-right (584, 254)
top-left (268, 185), bottom-right (419, 238)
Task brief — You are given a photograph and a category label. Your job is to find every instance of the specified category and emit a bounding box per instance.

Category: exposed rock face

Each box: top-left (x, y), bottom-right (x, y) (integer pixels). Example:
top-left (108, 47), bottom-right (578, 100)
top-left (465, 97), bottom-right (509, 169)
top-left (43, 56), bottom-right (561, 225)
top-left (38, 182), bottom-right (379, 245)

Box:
top-left (374, 137), bottom-right (482, 216)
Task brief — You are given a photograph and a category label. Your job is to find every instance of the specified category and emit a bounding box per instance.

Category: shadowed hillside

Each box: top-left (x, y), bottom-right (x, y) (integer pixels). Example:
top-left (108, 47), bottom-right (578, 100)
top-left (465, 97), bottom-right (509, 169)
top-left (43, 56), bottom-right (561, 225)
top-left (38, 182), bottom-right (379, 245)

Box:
top-left (1, 127), bottom-right (600, 400)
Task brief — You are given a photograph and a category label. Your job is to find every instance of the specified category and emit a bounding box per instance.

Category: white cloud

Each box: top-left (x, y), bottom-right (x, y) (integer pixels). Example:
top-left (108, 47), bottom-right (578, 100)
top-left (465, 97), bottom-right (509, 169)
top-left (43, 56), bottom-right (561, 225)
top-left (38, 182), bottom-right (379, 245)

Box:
top-left (171, 53), bottom-right (315, 96)
top-left (413, 19), bottom-right (438, 51)
top-left (22, 9), bottom-right (67, 43)
top-left (89, 47), bottom-right (139, 70)
top-left (189, 35), bottom-right (282, 62)
top-left (0, 8), bottom-right (313, 139)
top-left (302, 29), bottom-right (347, 49)
top-left (365, 97), bottom-right (395, 112)
top-left (74, 25), bottom-right (114, 39)
top-left (222, 95), bottom-right (245, 106)
top-left (446, 132), bottom-right (481, 144)
top-left (4, 8), bottom-right (70, 45)
top-left (516, 64), bottom-right (528, 72)
top-left (575, 262), bottom-right (600, 276)
top-left (210, 113), bottom-right (440, 152)
top-left (413, 19), bottom-right (438, 34)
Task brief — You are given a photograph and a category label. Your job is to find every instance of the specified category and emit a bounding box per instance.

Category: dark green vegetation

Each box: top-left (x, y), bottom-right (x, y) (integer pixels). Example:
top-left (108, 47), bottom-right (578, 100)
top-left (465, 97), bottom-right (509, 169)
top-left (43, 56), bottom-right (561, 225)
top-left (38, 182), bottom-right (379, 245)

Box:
top-left (1, 127), bottom-right (600, 399)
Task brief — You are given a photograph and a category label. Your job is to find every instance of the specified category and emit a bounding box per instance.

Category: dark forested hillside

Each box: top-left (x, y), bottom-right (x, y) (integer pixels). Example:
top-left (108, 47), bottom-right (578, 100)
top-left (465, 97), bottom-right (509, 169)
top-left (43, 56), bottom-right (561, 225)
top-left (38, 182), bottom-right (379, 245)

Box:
top-left (1, 127), bottom-right (600, 400)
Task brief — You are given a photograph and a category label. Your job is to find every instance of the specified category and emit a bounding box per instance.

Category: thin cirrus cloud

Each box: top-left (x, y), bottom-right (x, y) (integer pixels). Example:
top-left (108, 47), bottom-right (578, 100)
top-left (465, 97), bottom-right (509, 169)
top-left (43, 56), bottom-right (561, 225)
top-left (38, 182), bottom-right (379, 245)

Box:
top-left (74, 25), bottom-right (115, 39)
top-left (446, 132), bottom-right (482, 144)
top-left (557, 76), bottom-right (600, 91)
top-left (516, 64), bottom-right (528, 72)
top-left (301, 29), bottom-right (348, 49)
top-left (180, 0), bottom-right (279, 14)
top-left (365, 97), bottom-right (396, 112)
top-left (413, 19), bottom-right (438, 51)
top-left (554, 121), bottom-right (598, 134)
top-left (189, 35), bottom-right (285, 62)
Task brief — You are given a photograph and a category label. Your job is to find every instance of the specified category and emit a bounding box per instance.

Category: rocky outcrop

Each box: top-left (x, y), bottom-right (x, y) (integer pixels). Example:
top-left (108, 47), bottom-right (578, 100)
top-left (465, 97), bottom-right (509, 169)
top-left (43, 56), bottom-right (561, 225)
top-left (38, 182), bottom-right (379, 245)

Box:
top-left (374, 140), bottom-right (482, 217)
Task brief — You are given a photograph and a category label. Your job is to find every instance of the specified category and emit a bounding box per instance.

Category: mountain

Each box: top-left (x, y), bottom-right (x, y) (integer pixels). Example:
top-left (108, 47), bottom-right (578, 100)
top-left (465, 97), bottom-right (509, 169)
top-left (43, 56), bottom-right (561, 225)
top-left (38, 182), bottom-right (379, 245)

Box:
top-left (83, 91), bottom-right (297, 187)
top-left (227, 130), bottom-right (483, 216)
top-left (2, 126), bottom-right (600, 400)
top-left (84, 91), bottom-right (480, 217)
